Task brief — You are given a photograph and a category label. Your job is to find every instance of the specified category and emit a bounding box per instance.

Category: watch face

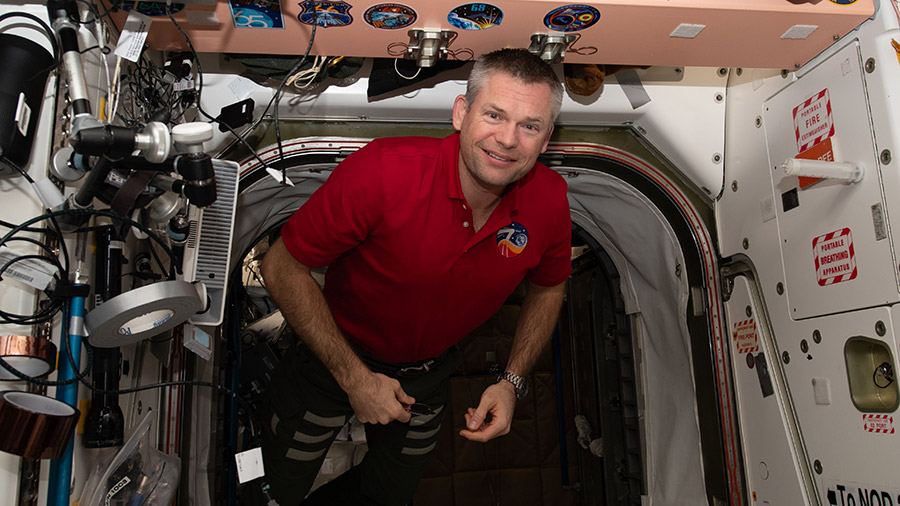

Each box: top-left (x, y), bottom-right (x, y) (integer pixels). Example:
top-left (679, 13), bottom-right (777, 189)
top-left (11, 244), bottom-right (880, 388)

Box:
top-left (500, 371), bottom-right (529, 399)
top-left (517, 377), bottom-right (529, 399)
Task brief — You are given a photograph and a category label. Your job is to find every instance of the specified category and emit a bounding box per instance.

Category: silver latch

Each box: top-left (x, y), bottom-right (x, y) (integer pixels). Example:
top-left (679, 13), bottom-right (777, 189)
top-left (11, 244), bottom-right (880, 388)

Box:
top-left (405, 29), bottom-right (456, 68)
top-left (528, 33), bottom-right (577, 64)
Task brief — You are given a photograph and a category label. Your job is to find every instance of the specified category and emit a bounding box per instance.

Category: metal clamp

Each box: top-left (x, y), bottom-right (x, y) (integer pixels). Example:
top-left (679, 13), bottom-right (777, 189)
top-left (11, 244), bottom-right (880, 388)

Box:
top-left (405, 29), bottom-right (456, 68)
top-left (397, 359), bottom-right (435, 376)
top-left (528, 33), bottom-right (577, 64)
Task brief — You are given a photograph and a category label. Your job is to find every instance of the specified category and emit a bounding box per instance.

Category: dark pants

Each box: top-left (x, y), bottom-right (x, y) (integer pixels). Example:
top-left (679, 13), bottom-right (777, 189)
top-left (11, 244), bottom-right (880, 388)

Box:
top-left (260, 342), bottom-right (460, 506)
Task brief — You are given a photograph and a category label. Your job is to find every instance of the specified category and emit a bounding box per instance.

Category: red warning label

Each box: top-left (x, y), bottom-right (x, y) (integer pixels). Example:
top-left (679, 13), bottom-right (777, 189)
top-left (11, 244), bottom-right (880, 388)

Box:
top-left (793, 88), bottom-right (834, 152)
top-left (863, 414), bottom-right (895, 434)
top-left (732, 319), bottom-right (758, 354)
top-left (813, 228), bottom-right (857, 286)
top-left (796, 137), bottom-right (835, 189)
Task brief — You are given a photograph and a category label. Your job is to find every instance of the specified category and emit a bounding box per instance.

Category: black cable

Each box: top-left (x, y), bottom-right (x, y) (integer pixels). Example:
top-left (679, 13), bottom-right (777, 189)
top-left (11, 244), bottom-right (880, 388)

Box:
top-left (2, 236), bottom-right (65, 268)
top-left (126, 54), bottom-right (181, 125)
top-left (0, 330), bottom-right (256, 439)
top-left (6, 156), bottom-right (35, 184)
top-left (0, 350), bottom-right (91, 386)
top-left (120, 270), bottom-right (163, 282)
top-left (0, 226), bottom-right (66, 326)
top-left (165, 5), bottom-right (257, 155)
top-left (0, 208), bottom-right (177, 280)
top-left (114, 50), bottom-right (185, 126)
top-left (80, 44), bottom-right (111, 55)
top-left (0, 11), bottom-right (60, 63)
top-left (0, 219), bottom-right (54, 234)
top-left (67, 330), bottom-right (258, 438)
top-left (3, 156), bottom-right (71, 291)
top-left (274, 1), bottom-right (319, 182)
top-left (0, 253), bottom-right (63, 284)
top-left (166, 1), bottom-right (319, 181)
top-left (73, 0), bottom-right (121, 25)
top-left (0, 310), bottom-right (257, 439)
top-left (0, 296), bottom-right (64, 325)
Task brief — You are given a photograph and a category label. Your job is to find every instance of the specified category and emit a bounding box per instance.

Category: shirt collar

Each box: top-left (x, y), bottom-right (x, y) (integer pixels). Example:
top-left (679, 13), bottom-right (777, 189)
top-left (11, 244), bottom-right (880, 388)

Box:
top-left (442, 132), bottom-right (531, 217)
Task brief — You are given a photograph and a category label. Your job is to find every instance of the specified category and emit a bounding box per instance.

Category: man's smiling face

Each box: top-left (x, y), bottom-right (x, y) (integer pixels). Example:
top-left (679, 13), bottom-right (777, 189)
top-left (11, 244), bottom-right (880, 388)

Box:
top-left (453, 71), bottom-right (555, 196)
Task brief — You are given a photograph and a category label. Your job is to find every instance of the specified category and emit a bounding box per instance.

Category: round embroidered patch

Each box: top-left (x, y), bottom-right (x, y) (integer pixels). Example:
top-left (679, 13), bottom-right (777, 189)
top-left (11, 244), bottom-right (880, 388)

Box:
top-left (448, 3), bottom-right (503, 31)
top-left (496, 222), bottom-right (528, 258)
top-left (364, 3), bottom-right (417, 29)
top-left (543, 4), bottom-right (600, 32)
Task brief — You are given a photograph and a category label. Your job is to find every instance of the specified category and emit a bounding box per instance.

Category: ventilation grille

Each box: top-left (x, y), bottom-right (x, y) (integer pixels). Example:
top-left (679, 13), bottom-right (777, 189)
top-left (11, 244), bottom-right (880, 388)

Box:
top-left (187, 159), bottom-right (239, 326)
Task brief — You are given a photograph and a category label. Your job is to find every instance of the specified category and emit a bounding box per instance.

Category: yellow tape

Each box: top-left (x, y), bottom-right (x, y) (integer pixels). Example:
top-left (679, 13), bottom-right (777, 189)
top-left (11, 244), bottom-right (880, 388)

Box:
top-left (892, 39), bottom-right (900, 68)
top-left (77, 398), bottom-right (91, 435)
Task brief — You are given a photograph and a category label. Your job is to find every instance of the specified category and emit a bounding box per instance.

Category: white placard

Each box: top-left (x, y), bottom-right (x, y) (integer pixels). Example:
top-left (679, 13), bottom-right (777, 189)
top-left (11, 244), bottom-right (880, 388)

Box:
top-left (114, 11), bottom-right (152, 62)
top-left (228, 75), bottom-right (258, 101)
top-left (0, 248), bottom-right (55, 291)
top-left (235, 447), bottom-right (265, 484)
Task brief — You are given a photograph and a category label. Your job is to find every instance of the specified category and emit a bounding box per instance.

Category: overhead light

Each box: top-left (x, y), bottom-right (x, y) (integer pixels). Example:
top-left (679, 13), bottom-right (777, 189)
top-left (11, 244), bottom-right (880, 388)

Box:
top-left (781, 25), bottom-right (819, 40)
top-left (670, 23), bottom-right (706, 39)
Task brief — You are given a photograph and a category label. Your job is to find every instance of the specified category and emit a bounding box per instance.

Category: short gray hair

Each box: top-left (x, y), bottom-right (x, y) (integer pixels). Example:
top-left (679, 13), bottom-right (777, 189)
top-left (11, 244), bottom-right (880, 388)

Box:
top-left (465, 48), bottom-right (563, 121)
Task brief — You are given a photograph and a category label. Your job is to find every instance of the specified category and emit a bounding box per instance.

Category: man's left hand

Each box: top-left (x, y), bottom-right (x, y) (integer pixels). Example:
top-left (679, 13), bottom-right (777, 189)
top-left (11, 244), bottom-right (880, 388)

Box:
top-left (458, 380), bottom-right (517, 442)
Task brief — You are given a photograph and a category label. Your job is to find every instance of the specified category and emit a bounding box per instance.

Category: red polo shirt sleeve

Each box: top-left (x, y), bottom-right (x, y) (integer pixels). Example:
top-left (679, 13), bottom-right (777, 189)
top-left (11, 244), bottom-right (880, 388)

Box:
top-left (280, 142), bottom-right (385, 268)
top-left (526, 171), bottom-right (572, 287)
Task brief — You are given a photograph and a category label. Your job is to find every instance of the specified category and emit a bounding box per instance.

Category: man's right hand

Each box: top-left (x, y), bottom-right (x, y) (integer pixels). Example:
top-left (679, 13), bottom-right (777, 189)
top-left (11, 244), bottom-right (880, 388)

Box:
top-left (347, 372), bottom-right (415, 424)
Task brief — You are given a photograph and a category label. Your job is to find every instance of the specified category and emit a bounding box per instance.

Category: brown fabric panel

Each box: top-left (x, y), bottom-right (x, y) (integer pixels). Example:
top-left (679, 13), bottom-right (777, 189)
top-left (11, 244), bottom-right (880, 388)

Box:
top-left (534, 372), bottom-right (560, 464)
top-left (449, 376), bottom-right (496, 473)
top-left (414, 289), bottom-right (582, 505)
top-left (414, 476), bottom-right (454, 506)
top-left (540, 466), bottom-right (581, 506)
top-left (452, 468), bottom-right (543, 506)
top-left (458, 333), bottom-right (511, 375)
top-left (494, 304), bottom-right (520, 337)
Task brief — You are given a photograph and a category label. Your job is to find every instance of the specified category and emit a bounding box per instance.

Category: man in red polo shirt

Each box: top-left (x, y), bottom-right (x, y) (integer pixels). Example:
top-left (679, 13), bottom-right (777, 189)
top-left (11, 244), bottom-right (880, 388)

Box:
top-left (259, 48), bottom-right (571, 506)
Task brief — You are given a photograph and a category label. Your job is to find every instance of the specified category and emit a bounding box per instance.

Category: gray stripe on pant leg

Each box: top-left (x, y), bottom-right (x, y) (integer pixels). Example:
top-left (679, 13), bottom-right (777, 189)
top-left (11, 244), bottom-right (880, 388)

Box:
top-left (285, 447), bottom-right (327, 461)
top-left (293, 429), bottom-right (335, 444)
top-left (400, 442), bottom-right (437, 456)
top-left (410, 405), bottom-right (443, 425)
top-left (271, 413), bottom-right (280, 435)
top-left (302, 411), bottom-right (347, 428)
top-left (405, 425), bottom-right (441, 440)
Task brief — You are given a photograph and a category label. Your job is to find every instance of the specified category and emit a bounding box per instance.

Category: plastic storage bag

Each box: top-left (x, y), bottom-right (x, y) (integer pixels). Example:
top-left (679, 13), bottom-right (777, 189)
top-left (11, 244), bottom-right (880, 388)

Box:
top-left (79, 410), bottom-right (181, 506)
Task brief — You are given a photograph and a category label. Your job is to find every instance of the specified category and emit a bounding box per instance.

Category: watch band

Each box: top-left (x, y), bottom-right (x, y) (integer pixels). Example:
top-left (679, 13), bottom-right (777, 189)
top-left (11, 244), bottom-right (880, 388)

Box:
top-left (498, 370), bottom-right (529, 399)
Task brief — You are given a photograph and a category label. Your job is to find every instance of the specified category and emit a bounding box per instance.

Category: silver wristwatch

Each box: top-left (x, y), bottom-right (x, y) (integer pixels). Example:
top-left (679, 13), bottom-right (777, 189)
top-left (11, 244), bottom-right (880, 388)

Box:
top-left (498, 370), bottom-right (529, 399)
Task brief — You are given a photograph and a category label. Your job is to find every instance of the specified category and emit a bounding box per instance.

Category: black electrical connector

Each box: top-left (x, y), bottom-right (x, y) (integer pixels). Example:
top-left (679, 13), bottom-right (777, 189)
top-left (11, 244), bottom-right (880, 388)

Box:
top-left (73, 125), bottom-right (139, 159)
top-left (176, 154), bottom-right (216, 207)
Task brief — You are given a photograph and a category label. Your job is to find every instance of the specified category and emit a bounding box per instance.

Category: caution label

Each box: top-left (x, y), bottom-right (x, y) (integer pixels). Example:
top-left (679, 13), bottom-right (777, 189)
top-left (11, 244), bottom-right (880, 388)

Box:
top-left (813, 228), bottom-right (857, 286)
top-left (793, 88), bottom-right (835, 152)
top-left (732, 319), bottom-right (758, 354)
top-left (826, 481), bottom-right (900, 506)
top-left (796, 137), bottom-right (836, 189)
top-left (863, 414), bottom-right (895, 434)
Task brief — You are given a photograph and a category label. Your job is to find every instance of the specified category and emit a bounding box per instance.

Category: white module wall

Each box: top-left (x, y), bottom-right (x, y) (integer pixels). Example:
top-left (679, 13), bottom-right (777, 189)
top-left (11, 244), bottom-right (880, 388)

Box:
top-left (724, 275), bottom-right (809, 506)
top-left (764, 41), bottom-right (897, 320)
